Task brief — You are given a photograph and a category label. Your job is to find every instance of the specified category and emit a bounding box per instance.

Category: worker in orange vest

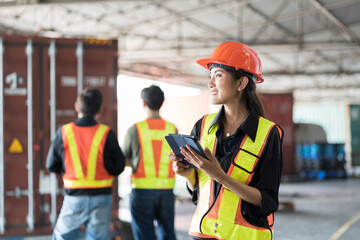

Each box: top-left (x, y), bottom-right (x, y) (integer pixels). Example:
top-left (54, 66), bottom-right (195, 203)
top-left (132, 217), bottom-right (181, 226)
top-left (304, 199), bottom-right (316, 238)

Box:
top-left (170, 41), bottom-right (283, 240)
top-left (122, 85), bottom-right (177, 240)
top-left (46, 88), bottom-right (125, 240)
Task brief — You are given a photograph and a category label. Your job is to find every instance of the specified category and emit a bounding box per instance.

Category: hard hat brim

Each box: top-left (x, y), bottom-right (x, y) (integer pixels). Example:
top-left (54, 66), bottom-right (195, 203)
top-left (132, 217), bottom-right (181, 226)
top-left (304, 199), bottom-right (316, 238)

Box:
top-left (196, 58), bottom-right (213, 69)
top-left (196, 58), bottom-right (264, 83)
top-left (196, 58), bottom-right (232, 70)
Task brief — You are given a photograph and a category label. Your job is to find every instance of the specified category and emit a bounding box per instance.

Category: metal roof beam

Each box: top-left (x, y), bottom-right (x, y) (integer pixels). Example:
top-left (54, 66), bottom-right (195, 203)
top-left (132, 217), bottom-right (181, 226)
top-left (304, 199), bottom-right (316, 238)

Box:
top-left (249, 0), bottom-right (290, 43)
top-left (247, 1), bottom-right (297, 38)
top-left (293, 88), bottom-right (360, 103)
top-left (119, 0), bottom-right (236, 32)
top-left (265, 70), bottom-right (360, 75)
top-left (0, 0), bottom-right (140, 6)
top-left (119, 42), bottom-right (360, 62)
top-left (260, 73), bottom-right (360, 89)
top-left (308, 0), bottom-right (360, 43)
top-left (296, 0), bottom-right (304, 48)
top-left (221, 0), bottom-right (359, 38)
top-left (154, 1), bottom-right (231, 39)
top-left (262, 53), bottom-right (294, 74)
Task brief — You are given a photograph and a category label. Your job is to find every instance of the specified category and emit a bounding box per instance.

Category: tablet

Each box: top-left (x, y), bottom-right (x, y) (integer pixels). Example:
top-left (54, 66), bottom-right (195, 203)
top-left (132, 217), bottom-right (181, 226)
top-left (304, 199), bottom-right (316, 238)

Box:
top-left (165, 134), bottom-right (207, 169)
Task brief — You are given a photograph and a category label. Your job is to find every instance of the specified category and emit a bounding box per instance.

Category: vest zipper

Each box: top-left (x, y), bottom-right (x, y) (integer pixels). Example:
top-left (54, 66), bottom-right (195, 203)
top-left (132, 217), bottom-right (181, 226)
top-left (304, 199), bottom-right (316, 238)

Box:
top-left (199, 178), bottom-right (220, 234)
top-left (198, 137), bottom-right (239, 234)
top-left (199, 142), bottom-right (220, 234)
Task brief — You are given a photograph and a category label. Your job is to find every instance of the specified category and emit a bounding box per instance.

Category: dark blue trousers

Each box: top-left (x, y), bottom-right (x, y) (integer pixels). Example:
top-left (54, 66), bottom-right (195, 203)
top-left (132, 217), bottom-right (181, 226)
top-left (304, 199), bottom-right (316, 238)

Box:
top-left (130, 189), bottom-right (176, 240)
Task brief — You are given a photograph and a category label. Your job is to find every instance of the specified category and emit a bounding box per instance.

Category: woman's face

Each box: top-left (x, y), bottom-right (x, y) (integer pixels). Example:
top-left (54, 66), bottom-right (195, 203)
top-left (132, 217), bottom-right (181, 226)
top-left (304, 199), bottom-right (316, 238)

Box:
top-left (208, 67), bottom-right (240, 105)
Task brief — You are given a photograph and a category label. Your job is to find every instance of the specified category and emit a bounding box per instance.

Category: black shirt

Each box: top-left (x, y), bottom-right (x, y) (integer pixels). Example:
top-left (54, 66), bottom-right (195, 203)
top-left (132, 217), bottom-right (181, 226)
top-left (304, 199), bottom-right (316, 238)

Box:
top-left (46, 117), bottom-right (125, 196)
top-left (189, 107), bottom-right (283, 239)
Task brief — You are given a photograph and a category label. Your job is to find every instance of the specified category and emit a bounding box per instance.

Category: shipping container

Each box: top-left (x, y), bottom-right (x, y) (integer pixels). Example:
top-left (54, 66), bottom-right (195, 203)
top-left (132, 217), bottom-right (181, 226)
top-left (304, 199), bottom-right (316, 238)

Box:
top-left (350, 105), bottom-right (360, 166)
top-left (260, 93), bottom-right (296, 175)
top-left (0, 35), bottom-right (118, 237)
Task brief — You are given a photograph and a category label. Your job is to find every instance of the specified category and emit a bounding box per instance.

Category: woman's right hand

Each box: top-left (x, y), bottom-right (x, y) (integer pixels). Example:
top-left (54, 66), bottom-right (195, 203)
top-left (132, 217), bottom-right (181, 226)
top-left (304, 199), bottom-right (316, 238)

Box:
top-left (169, 153), bottom-right (196, 189)
top-left (169, 153), bottom-right (193, 177)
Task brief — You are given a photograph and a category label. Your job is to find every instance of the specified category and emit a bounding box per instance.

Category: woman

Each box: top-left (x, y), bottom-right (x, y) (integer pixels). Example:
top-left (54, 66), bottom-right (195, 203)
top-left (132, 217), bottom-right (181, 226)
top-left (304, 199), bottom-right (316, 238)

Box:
top-left (170, 41), bottom-right (283, 240)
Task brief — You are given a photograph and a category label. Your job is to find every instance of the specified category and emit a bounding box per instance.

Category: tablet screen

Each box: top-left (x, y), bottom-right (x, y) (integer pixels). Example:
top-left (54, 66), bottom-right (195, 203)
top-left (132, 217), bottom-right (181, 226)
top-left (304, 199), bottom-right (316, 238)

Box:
top-left (165, 134), bottom-right (206, 169)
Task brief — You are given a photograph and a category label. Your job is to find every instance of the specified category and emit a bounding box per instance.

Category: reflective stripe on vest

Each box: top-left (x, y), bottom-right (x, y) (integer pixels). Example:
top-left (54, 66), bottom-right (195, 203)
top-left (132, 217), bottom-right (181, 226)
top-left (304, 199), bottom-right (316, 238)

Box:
top-left (189, 113), bottom-right (275, 240)
top-left (62, 123), bottom-right (114, 189)
top-left (132, 119), bottom-right (176, 189)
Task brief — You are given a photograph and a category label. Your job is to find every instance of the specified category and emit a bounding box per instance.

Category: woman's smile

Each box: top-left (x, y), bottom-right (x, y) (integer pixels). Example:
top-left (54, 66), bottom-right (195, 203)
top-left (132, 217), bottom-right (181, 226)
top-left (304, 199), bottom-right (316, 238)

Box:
top-left (210, 89), bottom-right (218, 96)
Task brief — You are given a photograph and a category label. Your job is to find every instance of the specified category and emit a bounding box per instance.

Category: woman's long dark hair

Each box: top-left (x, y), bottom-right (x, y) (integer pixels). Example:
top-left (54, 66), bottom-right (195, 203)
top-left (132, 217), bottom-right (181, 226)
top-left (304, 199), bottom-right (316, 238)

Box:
top-left (227, 69), bottom-right (266, 118)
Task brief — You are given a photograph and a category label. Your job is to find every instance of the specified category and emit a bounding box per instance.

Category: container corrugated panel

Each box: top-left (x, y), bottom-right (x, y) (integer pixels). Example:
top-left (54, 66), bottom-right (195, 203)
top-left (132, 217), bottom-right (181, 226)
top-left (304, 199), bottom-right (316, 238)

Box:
top-left (260, 93), bottom-right (295, 175)
top-left (293, 102), bottom-right (347, 143)
top-left (0, 35), bottom-right (118, 237)
top-left (350, 105), bottom-right (360, 166)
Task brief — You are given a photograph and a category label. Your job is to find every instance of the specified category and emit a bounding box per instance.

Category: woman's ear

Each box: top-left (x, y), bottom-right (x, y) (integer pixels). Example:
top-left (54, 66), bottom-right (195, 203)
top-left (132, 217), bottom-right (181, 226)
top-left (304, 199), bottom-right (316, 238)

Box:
top-left (238, 76), bottom-right (249, 92)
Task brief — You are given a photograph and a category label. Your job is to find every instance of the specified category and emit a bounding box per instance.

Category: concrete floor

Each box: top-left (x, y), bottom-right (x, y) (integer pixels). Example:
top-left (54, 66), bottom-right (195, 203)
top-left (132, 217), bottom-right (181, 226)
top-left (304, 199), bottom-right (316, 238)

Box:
top-left (174, 177), bottom-right (360, 240)
top-left (275, 178), bottom-right (360, 240)
top-left (3, 178), bottom-right (359, 240)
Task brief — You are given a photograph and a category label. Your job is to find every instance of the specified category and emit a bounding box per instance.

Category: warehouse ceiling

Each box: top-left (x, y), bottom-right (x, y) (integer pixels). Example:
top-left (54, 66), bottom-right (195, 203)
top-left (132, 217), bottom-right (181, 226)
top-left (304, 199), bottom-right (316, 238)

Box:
top-left (0, 0), bottom-right (360, 102)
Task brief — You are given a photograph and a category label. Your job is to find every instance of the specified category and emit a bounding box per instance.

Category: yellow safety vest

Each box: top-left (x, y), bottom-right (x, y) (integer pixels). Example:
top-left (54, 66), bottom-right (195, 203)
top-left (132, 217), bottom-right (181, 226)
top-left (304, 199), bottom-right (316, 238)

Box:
top-left (132, 119), bottom-right (176, 189)
top-left (62, 123), bottom-right (114, 189)
top-left (189, 113), bottom-right (276, 240)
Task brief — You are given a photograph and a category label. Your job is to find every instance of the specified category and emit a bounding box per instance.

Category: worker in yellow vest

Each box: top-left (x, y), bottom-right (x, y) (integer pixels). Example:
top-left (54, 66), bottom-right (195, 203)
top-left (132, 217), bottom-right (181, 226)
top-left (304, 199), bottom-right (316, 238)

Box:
top-left (46, 88), bottom-right (125, 240)
top-left (122, 85), bottom-right (178, 240)
top-left (170, 41), bottom-right (284, 240)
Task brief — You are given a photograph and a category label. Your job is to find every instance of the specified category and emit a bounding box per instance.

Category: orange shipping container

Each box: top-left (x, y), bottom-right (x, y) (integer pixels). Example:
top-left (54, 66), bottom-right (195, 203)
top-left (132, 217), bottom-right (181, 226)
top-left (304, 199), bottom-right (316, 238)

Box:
top-left (261, 93), bottom-right (295, 175)
top-left (0, 35), bottom-right (118, 237)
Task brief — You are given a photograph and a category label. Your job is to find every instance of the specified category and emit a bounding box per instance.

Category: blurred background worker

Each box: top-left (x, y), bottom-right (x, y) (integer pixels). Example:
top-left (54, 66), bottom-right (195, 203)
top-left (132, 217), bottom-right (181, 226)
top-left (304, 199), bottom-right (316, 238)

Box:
top-left (46, 88), bottom-right (125, 240)
top-left (122, 85), bottom-right (177, 240)
top-left (170, 41), bottom-right (283, 240)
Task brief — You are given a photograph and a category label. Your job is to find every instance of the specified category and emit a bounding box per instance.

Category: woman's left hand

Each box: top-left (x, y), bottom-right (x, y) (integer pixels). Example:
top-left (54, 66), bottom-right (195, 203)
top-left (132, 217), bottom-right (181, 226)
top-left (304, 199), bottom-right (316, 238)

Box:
top-left (180, 145), bottom-right (226, 182)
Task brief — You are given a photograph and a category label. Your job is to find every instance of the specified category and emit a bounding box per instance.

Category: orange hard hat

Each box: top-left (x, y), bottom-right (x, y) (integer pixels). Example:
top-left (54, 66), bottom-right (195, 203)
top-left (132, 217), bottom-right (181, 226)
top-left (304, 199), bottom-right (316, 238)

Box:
top-left (196, 41), bottom-right (264, 83)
